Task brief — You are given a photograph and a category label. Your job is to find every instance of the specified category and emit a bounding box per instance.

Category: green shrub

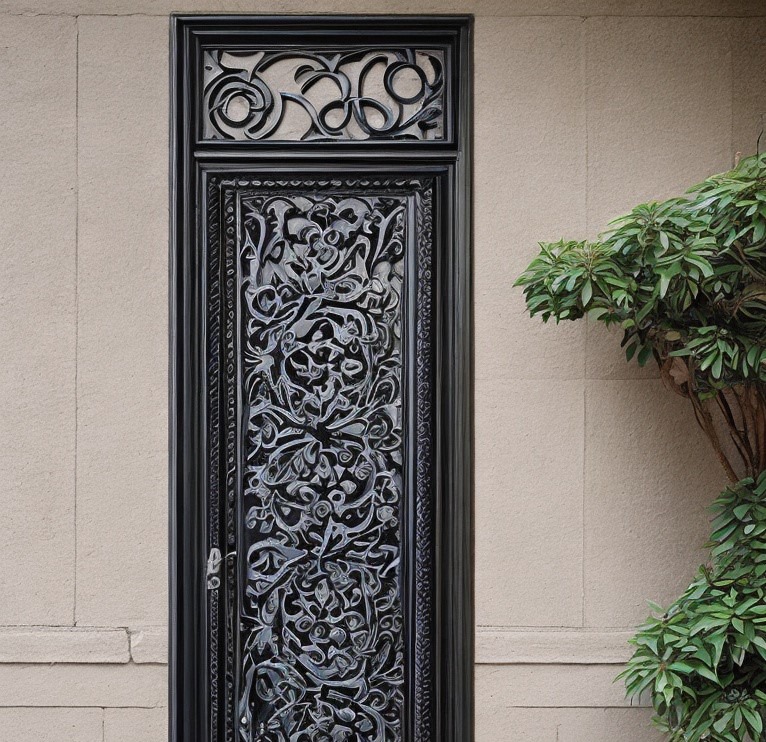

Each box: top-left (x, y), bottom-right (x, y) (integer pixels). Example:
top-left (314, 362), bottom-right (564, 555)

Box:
top-left (515, 155), bottom-right (766, 481)
top-left (619, 473), bottom-right (766, 741)
top-left (516, 154), bottom-right (766, 739)
top-left (515, 154), bottom-right (766, 396)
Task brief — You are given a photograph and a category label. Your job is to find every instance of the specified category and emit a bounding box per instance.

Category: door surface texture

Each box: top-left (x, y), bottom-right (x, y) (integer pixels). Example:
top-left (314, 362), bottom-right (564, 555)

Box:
top-left (170, 15), bottom-right (472, 742)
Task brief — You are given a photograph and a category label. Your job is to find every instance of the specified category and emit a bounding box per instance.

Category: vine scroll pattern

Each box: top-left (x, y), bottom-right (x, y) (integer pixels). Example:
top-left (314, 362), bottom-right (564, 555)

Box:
top-left (202, 48), bottom-right (446, 141)
top-left (224, 178), bottom-right (434, 741)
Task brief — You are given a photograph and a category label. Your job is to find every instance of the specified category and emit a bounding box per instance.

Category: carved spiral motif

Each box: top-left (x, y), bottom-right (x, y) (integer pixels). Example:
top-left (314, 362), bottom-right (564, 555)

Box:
top-left (238, 193), bottom-right (407, 740)
top-left (203, 48), bottom-right (445, 141)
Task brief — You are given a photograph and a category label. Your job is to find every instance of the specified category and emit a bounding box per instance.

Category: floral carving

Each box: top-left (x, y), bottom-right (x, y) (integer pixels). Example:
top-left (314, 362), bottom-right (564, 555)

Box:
top-left (237, 191), bottom-right (408, 740)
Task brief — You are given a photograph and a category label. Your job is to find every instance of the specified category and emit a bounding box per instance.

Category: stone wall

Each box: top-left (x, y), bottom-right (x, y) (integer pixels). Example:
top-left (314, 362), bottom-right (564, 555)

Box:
top-left (0, 1), bottom-right (765, 739)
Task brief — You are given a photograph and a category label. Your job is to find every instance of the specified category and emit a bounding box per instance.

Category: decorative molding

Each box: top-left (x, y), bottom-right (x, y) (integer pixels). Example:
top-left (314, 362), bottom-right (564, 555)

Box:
top-left (0, 627), bottom-right (129, 664)
top-left (475, 629), bottom-right (634, 665)
top-left (413, 184), bottom-right (434, 740)
top-left (0, 627), bottom-right (633, 667)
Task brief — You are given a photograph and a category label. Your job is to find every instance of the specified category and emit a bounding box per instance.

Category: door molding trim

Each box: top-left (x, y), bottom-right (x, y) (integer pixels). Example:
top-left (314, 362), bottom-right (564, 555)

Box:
top-left (170, 15), bottom-right (473, 742)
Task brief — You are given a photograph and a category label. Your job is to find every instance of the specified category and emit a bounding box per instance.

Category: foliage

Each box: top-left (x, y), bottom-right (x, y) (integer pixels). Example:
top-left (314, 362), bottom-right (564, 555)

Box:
top-left (618, 473), bottom-right (766, 741)
top-left (514, 154), bottom-right (766, 400)
top-left (515, 154), bottom-right (766, 739)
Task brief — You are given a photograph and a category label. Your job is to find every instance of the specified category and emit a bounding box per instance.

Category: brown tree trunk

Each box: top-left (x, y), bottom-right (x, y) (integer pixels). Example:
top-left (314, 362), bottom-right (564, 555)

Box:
top-left (658, 356), bottom-right (766, 482)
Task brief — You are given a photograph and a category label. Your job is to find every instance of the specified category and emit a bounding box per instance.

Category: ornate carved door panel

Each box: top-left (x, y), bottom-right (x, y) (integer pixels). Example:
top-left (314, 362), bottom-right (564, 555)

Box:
top-left (170, 16), bottom-right (472, 742)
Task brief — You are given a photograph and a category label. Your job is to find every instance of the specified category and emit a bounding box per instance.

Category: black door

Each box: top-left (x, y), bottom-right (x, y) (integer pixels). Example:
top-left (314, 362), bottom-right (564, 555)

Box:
top-left (170, 16), bottom-right (473, 742)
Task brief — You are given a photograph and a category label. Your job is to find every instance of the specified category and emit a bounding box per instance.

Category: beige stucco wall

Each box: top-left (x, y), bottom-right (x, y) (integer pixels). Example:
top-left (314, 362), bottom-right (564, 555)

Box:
top-left (0, 1), bottom-right (765, 739)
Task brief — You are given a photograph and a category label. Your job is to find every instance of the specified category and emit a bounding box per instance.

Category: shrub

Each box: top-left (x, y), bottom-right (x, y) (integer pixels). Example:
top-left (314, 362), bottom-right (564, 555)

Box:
top-left (619, 473), bottom-right (766, 740)
top-left (516, 154), bottom-right (766, 481)
top-left (516, 154), bottom-right (766, 739)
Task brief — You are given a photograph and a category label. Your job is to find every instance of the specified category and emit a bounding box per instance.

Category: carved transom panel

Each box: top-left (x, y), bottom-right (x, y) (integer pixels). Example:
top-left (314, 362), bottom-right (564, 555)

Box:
top-left (202, 48), bottom-right (446, 141)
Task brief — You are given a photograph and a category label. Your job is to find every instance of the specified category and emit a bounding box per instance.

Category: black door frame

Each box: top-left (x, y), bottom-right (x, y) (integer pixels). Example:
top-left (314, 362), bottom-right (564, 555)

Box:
top-left (169, 15), bottom-right (473, 742)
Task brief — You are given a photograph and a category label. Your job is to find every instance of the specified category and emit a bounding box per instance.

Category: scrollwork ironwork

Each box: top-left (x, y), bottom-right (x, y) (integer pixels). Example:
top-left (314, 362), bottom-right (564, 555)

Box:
top-left (209, 176), bottom-right (434, 742)
top-left (206, 176), bottom-right (435, 741)
top-left (202, 48), bottom-right (446, 142)
top-left (237, 189), bottom-right (407, 740)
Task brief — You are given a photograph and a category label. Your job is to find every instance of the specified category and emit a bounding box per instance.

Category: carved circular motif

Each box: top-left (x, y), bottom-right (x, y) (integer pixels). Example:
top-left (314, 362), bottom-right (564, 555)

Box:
top-left (207, 72), bottom-right (280, 137)
top-left (385, 63), bottom-right (427, 104)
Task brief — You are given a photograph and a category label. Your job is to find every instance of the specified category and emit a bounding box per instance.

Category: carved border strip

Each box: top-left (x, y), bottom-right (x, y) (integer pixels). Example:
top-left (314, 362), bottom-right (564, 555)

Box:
top-left (413, 184), bottom-right (433, 740)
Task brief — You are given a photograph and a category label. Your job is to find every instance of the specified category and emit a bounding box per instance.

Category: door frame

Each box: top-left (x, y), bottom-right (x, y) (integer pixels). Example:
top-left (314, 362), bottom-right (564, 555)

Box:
top-left (169, 14), bottom-right (473, 742)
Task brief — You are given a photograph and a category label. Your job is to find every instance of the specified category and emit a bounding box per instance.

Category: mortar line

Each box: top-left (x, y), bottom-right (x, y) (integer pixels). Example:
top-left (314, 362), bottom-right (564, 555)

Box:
top-left (0, 623), bottom-right (130, 629)
top-left (582, 385), bottom-right (587, 629)
top-left (582, 14), bottom-right (589, 381)
top-left (2, 11), bottom-right (766, 18)
top-left (0, 705), bottom-right (167, 710)
top-left (73, 14), bottom-right (79, 628)
top-left (581, 15), bottom-right (589, 630)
